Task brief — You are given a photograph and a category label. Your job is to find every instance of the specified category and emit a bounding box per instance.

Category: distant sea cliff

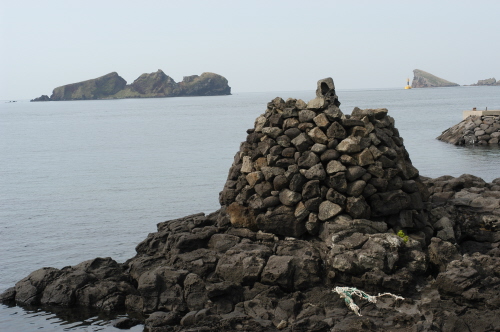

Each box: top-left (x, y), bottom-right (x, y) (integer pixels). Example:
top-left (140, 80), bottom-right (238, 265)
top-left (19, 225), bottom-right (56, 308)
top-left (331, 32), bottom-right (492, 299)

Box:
top-left (411, 69), bottom-right (459, 88)
top-left (31, 70), bottom-right (231, 102)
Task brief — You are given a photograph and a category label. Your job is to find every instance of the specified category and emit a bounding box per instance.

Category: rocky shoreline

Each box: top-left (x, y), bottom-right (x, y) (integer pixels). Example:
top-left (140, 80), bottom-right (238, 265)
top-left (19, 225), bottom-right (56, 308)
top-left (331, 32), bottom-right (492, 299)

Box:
top-left (2, 80), bottom-right (500, 332)
top-left (437, 114), bottom-right (500, 146)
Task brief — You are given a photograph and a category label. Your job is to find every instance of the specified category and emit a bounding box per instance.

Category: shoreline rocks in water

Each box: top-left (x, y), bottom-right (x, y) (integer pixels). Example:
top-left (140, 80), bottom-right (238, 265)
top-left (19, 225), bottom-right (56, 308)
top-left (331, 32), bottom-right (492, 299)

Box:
top-left (437, 114), bottom-right (500, 146)
top-left (3, 79), bottom-right (500, 332)
top-left (30, 70), bottom-right (231, 102)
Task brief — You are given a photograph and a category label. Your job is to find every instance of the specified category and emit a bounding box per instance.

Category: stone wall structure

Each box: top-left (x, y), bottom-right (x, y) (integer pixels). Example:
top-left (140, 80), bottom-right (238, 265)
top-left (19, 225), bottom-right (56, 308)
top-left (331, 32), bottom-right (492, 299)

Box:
top-left (437, 114), bottom-right (500, 145)
top-left (220, 78), bottom-right (431, 241)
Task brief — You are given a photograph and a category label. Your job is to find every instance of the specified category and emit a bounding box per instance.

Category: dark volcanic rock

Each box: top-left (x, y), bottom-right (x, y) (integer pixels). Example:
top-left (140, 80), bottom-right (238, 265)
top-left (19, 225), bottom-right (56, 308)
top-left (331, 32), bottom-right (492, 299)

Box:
top-left (6, 80), bottom-right (500, 332)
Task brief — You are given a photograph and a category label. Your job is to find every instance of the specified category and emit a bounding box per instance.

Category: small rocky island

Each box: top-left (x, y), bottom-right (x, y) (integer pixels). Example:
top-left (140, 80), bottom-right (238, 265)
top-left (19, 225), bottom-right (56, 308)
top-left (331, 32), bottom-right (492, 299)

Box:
top-left (31, 70), bottom-right (231, 101)
top-left (4, 79), bottom-right (500, 332)
top-left (411, 69), bottom-right (459, 88)
top-left (467, 78), bottom-right (500, 86)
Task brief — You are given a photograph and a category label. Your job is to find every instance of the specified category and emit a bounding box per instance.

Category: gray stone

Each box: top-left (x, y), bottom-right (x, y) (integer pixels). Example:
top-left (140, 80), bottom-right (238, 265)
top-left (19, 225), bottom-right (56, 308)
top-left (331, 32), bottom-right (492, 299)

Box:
top-left (326, 160), bottom-right (346, 174)
top-left (346, 180), bottom-right (366, 197)
top-left (298, 109), bottom-right (317, 122)
top-left (279, 189), bottom-right (302, 206)
top-left (313, 113), bottom-right (330, 129)
top-left (291, 133), bottom-right (314, 152)
top-left (318, 201), bottom-right (342, 221)
top-left (306, 97), bottom-right (326, 110)
top-left (297, 151), bottom-right (320, 168)
top-left (326, 122), bottom-right (346, 139)
top-left (345, 196), bottom-right (370, 219)
top-left (261, 255), bottom-right (294, 290)
top-left (346, 166), bottom-right (366, 182)
top-left (301, 163), bottom-right (326, 180)
top-left (307, 127), bottom-right (329, 144)
top-left (336, 136), bottom-right (362, 154)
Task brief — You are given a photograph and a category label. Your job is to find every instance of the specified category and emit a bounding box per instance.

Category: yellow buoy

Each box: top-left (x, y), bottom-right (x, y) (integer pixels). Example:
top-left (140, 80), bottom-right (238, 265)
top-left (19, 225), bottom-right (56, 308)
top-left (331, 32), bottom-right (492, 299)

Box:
top-left (404, 78), bottom-right (412, 89)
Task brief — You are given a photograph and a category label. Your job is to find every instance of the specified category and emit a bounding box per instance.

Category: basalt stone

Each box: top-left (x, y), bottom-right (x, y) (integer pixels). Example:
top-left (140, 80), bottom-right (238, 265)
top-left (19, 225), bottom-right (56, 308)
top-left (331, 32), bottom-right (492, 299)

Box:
top-left (346, 180), bottom-right (366, 197)
top-left (279, 189), bottom-right (302, 206)
top-left (298, 122), bottom-right (314, 132)
top-left (320, 149), bottom-right (340, 163)
top-left (276, 135), bottom-right (291, 148)
top-left (326, 122), bottom-right (346, 139)
top-left (336, 136), bottom-right (362, 154)
top-left (297, 151), bottom-right (320, 168)
top-left (308, 127), bottom-right (329, 144)
top-left (326, 160), bottom-right (347, 174)
top-left (346, 166), bottom-right (366, 182)
top-left (298, 109), bottom-right (317, 123)
top-left (281, 147), bottom-right (296, 158)
top-left (326, 189), bottom-right (347, 206)
top-left (313, 113), bottom-right (330, 129)
top-left (369, 190), bottom-right (411, 217)
top-left (289, 173), bottom-right (307, 192)
top-left (304, 197), bottom-right (322, 212)
top-left (254, 181), bottom-right (273, 197)
top-left (345, 196), bottom-right (371, 219)
top-left (257, 206), bottom-right (307, 237)
top-left (283, 118), bottom-right (300, 131)
top-left (262, 196), bottom-right (281, 208)
top-left (291, 133), bottom-right (314, 152)
top-left (302, 180), bottom-right (321, 200)
top-left (311, 143), bottom-right (327, 154)
top-left (318, 201), bottom-right (343, 221)
top-left (301, 163), bottom-right (326, 180)
top-left (328, 172), bottom-right (348, 193)
top-left (273, 175), bottom-right (289, 191)
top-left (339, 154), bottom-right (357, 166)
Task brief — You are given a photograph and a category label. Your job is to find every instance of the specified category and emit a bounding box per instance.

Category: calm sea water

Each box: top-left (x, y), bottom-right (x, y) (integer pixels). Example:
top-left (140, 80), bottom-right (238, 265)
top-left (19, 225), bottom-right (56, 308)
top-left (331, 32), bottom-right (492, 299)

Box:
top-left (1, 87), bottom-right (499, 331)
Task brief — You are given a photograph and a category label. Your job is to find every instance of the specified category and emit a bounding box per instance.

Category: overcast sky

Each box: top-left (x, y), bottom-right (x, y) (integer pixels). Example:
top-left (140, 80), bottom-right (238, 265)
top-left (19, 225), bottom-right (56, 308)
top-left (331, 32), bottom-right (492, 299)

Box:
top-left (1, 0), bottom-right (499, 100)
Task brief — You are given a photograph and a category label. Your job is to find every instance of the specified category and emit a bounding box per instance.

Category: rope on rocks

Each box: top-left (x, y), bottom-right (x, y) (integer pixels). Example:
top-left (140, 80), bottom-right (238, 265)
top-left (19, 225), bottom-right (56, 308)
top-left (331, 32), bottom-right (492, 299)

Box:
top-left (333, 286), bottom-right (404, 316)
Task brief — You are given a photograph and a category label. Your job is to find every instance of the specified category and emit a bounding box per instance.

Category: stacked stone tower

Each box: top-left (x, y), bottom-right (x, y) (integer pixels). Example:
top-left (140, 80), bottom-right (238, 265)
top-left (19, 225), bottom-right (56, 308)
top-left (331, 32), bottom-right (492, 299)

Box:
top-left (220, 78), bottom-right (431, 241)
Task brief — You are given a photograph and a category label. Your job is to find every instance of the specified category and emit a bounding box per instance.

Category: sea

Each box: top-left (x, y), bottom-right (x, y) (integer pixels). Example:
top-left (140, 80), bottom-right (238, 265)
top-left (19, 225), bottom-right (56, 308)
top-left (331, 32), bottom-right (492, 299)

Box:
top-left (1, 86), bottom-right (499, 331)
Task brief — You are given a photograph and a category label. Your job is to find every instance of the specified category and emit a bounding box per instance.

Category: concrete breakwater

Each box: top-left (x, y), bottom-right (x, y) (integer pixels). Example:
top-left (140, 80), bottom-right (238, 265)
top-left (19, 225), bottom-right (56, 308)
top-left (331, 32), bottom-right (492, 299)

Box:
top-left (437, 111), bottom-right (500, 146)
top-left (2, 79), bottom-right (500, 332)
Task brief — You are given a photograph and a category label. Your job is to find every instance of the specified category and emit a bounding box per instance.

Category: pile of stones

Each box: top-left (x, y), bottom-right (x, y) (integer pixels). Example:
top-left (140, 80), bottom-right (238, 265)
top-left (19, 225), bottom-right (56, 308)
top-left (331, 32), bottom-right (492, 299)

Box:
top-left (220, 78), bottom-right (431, 242)
top-left (437, 114), bottom-right (500, 145)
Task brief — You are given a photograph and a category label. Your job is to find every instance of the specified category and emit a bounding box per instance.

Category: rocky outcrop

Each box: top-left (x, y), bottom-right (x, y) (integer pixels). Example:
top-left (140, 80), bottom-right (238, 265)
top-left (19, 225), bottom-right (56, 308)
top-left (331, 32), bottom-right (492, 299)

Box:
top-left (31, 70), bottom-right (231, 101)
top-left (437, 114), bottom-right (500, 145)
top-left (411, 69), bottom-right (459, 88)
top-left (50, 72), bottom-right (127, 101)
top-left (4, 80), bottom-right (500, 332)
top-left (30, 95), bottom-right (50, 102)
top-left (468, 78), bottom-right (500, 86)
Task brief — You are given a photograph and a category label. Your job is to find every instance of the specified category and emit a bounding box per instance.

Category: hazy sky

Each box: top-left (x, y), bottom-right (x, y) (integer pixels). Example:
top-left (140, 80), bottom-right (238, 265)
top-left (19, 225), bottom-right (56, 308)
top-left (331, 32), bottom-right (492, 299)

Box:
top-left (1, 0), bottom-right (499, 100)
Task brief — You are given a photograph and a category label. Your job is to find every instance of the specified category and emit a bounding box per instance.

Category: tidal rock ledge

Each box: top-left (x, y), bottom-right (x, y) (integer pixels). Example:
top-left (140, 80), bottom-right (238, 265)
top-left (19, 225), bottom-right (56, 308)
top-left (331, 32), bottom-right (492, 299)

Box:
top-left (3, 79), bottom-right (500, 332)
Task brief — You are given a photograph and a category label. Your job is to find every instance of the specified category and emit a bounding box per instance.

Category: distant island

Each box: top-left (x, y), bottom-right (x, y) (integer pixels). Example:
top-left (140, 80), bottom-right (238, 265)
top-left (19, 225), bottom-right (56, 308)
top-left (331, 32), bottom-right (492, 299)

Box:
top-left (466, 77), bottom-right (500, 86)
top-left (411, 69), bottom-right (459, 88)
top-left (410, 69), bottom-right (499, 88)
top-left (31, 70), bottom-right (231, 102)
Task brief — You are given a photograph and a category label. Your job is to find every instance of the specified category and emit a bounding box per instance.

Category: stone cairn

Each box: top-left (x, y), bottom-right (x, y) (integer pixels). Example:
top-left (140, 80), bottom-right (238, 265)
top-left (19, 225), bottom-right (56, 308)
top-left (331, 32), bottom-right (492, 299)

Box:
top-left (437, 114), bottom-right (500, 145)
top-left (220, 78), bottom-right (431, 241)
